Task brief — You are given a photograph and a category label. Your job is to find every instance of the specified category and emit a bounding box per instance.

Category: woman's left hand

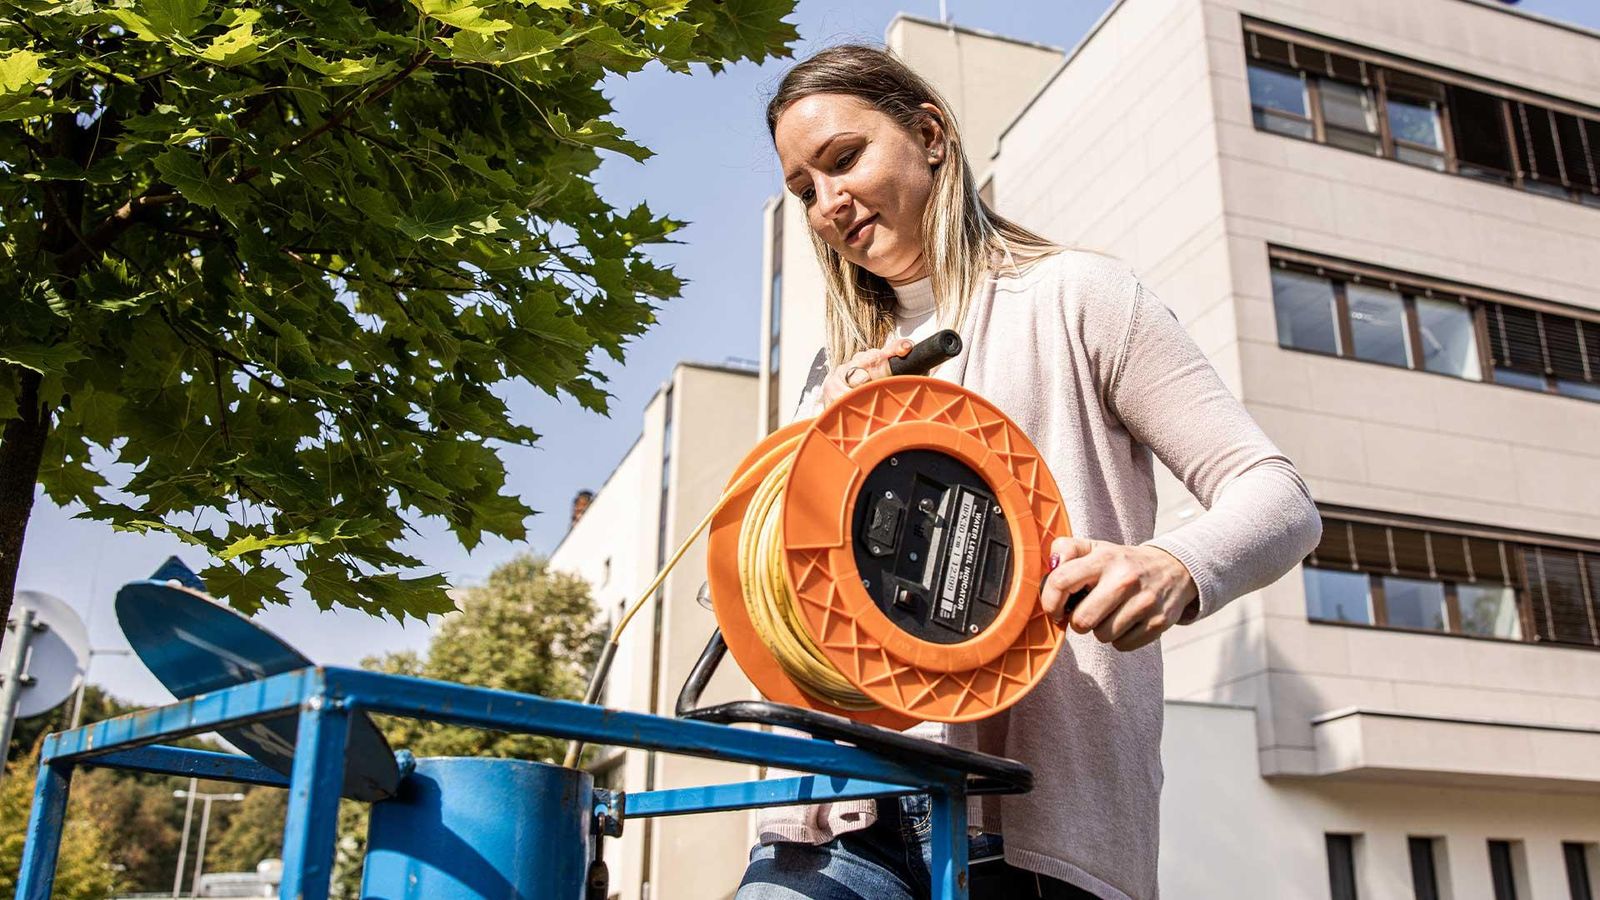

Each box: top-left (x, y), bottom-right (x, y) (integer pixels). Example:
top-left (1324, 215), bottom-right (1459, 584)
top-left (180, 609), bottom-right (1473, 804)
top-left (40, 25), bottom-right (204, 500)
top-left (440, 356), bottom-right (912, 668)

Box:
top-left (1038, 536), bottom-right (1199, 651)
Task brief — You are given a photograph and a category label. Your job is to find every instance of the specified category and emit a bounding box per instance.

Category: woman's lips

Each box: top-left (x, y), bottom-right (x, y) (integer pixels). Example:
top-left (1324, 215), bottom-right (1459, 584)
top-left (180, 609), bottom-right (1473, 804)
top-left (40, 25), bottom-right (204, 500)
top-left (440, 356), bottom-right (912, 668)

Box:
top-left (845, 214), bottom-right (877, 246)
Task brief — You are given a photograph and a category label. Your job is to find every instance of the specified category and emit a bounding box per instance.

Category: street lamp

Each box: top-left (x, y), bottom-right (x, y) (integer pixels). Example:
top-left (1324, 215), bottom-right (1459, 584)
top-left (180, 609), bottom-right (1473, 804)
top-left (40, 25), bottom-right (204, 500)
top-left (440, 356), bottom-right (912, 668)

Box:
top-left (172, 782), bottom-right (246, 898)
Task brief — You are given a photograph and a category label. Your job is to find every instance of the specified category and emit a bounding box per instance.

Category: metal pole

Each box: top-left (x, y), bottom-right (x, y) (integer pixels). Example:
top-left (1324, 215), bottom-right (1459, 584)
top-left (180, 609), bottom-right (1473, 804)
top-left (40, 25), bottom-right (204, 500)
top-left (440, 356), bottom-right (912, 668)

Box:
top-left (69, 648), bottom-right (130, 731)
top-left (172, 777), bottom-right (197, 898)
top-left (189, 795), bottom-right (213, 897)
top-left (0, 607), bottom-right (37, 789)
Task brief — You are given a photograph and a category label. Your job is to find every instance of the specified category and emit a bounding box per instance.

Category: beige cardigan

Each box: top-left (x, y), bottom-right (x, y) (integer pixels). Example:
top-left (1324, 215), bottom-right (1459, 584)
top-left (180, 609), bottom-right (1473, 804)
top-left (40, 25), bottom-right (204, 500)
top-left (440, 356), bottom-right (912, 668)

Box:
top-left (760, 250), bottom-right (1321, 900)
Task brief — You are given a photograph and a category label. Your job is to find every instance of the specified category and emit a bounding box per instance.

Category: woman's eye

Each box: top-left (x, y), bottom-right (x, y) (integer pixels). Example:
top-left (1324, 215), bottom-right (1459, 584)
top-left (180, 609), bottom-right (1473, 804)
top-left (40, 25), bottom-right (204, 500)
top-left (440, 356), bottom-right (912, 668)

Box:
top-left (800, 187), bottom-right (816, 205)
top-left (835, 151), bottom-right (856, 169)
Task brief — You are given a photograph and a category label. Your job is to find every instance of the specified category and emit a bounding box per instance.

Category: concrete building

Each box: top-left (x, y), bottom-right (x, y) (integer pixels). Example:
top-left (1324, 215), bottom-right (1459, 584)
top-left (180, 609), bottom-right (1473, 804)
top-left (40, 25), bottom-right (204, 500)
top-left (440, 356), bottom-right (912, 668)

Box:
top-left (755, 3), bottom-right (1600, 897)
top-left (547, 361), bottom-right (760, 900)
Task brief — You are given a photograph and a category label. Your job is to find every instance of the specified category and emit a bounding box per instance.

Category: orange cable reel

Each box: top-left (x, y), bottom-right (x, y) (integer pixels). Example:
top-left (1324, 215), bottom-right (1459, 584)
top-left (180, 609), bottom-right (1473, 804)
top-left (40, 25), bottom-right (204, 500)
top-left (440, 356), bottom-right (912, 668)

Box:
top-left (708, 359), bottom-right (1073, 731)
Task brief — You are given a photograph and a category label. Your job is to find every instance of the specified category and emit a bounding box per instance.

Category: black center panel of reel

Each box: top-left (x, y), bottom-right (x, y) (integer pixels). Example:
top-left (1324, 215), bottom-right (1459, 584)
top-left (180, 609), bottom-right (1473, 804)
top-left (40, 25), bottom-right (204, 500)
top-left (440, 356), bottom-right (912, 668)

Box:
top-left (852, 449), bottom-right (1013, 645)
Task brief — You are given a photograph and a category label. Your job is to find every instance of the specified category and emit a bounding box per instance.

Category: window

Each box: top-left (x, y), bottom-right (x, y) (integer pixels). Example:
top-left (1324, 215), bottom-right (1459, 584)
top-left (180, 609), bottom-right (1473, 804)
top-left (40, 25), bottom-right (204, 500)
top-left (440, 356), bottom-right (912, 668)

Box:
top-left (1305, 568), bottom-right (1372, 625)
top-left (1488, 840), bottom-right (1527, 900)
top-left (1346, 284), bottom-right (1410, 367)
top-left (1327, 834), bottom-right (1360, 900)
top-left (1527, 548), bottom-right (1600, 646)
top-left (1487, 303), bottom-right (1600, 400)
top-left (1566, 842), bottom-right (1597, 900)
top-left (1270, 249), bottom-right (1600, 403)
top-left (1248, 63), bottom-right (1312, 139)
top-left (1388, 91), bottom-right (1447, 171)
top-left (1450, 84), bottom-right (1515, 183)
top-left (1414, 296), bottom-right (1481, 380)
top-left (1320, 80), bottom-right (1381, 155)
top-left (1383, 576), bottom-right (1447, 632)
top-left (1272, 268), bottom-right (1341, 355)
top-left (1409, 837), bottom-right (1446, 900)
top-left (765, 203), bottom-right (785, 433)
top-left (1305, 508), bottom-right (1600, 649)
top-left (1243, 19), bottom-right (1600, 207)
top-left (1458, 582), bottom-right (1521, 640)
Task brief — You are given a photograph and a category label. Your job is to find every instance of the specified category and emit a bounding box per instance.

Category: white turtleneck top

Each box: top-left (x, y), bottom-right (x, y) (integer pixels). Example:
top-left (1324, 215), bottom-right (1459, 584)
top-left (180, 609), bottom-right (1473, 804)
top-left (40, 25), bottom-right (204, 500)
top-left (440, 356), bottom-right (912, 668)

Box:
top-left (890, 275), bottom-right (942, 344)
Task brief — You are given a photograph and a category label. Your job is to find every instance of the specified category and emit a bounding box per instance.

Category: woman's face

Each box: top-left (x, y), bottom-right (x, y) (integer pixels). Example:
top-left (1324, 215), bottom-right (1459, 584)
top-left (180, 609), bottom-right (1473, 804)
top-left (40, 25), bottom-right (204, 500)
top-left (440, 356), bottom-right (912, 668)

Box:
top-left (773, 93), bottom-right (944, 285)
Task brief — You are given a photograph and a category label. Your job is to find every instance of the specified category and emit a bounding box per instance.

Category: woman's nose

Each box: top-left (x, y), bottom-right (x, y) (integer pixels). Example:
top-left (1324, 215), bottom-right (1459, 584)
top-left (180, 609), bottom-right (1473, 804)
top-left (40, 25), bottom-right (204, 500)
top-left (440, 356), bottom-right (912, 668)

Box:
top-left (816, 176), bottom-right (852, 221)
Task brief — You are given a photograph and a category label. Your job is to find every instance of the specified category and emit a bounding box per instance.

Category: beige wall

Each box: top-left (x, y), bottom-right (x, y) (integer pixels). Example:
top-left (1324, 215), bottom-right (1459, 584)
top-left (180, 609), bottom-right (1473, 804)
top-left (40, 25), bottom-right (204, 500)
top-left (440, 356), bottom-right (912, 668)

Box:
top-left (549, 363), bottom-right (761, 900)
top-left (1163, 701), bottom-right (1600, 900)
top-left (885, 15), bottom-right (1064, 185)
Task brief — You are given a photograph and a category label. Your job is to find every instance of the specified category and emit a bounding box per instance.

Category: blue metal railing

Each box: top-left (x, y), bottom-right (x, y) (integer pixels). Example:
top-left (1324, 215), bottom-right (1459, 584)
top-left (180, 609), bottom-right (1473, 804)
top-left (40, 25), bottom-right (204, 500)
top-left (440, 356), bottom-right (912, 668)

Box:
top-left (19, 666), bottom-right (995, 900)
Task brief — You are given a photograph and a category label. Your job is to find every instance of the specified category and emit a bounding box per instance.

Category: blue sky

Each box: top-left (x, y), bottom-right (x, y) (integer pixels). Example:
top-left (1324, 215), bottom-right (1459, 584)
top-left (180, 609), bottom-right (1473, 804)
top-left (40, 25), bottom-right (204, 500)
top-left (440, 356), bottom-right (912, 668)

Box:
top-left (18, 0), bottom-right (1600, 707)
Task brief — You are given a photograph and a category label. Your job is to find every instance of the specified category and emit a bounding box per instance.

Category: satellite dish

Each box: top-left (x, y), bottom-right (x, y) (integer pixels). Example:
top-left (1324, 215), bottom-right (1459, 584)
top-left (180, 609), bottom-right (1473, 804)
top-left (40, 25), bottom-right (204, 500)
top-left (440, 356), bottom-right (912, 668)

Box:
top-left (10, 591), bottom-right (89, 719)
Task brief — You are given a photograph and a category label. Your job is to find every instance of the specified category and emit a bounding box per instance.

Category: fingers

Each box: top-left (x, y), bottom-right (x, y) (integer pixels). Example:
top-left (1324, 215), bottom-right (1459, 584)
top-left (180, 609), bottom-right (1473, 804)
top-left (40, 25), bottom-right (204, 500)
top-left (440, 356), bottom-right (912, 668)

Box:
top-left (1039, 537), bottom-right (1099, 623)
top-left (864, 337), bottom-right (912, 380)
top-left (1040, 540), bottom-right (1188, 652)
top-left (820, 339), bottom-right (915, 404)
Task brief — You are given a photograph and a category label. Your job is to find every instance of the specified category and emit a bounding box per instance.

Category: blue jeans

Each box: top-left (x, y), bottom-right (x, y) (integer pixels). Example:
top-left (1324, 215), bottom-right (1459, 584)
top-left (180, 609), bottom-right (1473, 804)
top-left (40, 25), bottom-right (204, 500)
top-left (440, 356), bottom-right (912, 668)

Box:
top-left (735, 795), bottom-right (1095, 899)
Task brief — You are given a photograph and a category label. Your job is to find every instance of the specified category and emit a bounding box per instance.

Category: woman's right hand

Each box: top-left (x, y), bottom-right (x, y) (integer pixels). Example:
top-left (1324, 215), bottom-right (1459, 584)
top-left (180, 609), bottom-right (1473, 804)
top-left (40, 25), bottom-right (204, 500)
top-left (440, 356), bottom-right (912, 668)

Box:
top-left (821, 336), bottom-right (914, 406)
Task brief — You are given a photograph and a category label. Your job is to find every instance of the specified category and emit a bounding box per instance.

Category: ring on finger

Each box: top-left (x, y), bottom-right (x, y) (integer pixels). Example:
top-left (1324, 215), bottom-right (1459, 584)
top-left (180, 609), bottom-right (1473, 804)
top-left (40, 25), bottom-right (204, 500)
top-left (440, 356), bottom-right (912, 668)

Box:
top-left (844, 365), bottom-right (867, 387)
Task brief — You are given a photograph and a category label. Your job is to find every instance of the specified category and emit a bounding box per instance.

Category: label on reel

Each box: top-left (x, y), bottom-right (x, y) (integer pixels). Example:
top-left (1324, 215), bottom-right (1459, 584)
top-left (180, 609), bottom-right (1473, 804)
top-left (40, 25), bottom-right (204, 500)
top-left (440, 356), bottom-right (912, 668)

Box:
top-left (853, 450), bottom-right (1012, 644)
top-left (935, 487), bottom-right (986, 632)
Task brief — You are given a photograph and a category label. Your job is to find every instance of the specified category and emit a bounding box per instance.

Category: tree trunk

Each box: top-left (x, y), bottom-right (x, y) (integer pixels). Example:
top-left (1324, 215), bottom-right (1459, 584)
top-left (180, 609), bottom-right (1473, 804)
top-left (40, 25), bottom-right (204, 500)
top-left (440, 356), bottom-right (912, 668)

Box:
top-left (0, 369), bottom-right (50, 653)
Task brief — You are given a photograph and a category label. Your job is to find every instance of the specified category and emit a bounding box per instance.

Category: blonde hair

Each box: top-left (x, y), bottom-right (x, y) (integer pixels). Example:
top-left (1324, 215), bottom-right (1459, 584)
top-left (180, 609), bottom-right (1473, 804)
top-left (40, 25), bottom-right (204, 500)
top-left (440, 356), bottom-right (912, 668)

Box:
top-left (767, 44), bottom-right (1062, 366)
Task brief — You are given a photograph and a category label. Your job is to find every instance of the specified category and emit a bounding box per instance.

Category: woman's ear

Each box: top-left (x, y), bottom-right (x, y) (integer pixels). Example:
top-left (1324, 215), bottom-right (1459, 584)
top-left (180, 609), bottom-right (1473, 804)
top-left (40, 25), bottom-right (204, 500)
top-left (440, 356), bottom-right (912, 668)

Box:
top-left (917, 101), bottom-right (947, 165)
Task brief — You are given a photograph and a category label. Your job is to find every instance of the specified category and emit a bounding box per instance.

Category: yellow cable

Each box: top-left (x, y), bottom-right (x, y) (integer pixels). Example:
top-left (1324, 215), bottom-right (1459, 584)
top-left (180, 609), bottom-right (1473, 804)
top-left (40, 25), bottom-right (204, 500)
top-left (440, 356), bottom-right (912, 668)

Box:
top-left (739, 454), bottom-right (876, 710)
top-left (601, 433), bottom-right (876, 706)
top-left (565, 433), bottom-right (881, 765)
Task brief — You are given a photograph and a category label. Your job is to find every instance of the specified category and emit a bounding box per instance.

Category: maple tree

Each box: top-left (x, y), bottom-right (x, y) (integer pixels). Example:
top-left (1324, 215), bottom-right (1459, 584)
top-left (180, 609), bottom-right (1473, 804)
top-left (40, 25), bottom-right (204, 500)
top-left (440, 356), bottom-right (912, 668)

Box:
top-left (0, 0), bottom-right (797, 634)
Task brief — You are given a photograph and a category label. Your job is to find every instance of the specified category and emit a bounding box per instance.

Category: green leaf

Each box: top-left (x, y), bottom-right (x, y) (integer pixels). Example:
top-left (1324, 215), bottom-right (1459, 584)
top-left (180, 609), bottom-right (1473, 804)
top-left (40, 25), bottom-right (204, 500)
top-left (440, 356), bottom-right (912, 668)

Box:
top-left (200, 562), bottom-right (292, 614)
top-left (38, 450), bottom-right (107, 508)
top-left (199, 14), bottom-right (265, 66)
top-left (218, 519), bottom-right (357, 561)
top-left (0, 50), bottom-right (49, 94)
top-left (395, 192), bottom-right (503, 244)
top-left (411, 0), bottom-right (512, 35)
top-left (153, 148), bottom-right (247, 220)
top-left (546, 112), bottom-right (650, 162)
top-left (446, 24), bottom-right (560, 65)
top-left (0, 342), bottom-right (85, 376)
top-left (292, 48), bottom-right (398, 85)
top-left (109, 0), bottom-right (211, 40)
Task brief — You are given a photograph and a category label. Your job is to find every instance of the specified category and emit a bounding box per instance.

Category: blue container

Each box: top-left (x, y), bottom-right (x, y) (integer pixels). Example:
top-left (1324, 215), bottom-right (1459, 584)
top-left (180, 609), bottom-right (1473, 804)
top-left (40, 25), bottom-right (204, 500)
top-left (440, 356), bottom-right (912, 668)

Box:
top-left (361, 757), bottom-right (592, 899)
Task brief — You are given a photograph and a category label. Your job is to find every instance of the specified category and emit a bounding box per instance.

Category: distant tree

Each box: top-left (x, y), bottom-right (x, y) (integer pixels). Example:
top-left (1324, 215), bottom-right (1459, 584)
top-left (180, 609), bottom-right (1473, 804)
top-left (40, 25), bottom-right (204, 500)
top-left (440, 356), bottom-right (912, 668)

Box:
top-left (0, 0), bottom-right (798, 643)
top-left (205, 786), bottom-right (286, 877)
top-left (0, 744), bottom-right (122, 898)
top-left (367, 552), bottom-right (603, 761)
top-left (6, 683), bottom-right (245, 892)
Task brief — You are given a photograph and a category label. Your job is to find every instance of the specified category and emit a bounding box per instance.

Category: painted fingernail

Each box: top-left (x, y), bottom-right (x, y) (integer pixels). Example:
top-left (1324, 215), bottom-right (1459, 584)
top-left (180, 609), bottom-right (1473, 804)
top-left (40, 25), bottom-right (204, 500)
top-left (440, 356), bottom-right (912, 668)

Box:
top-left (1049, 553), bottom-right (1061, 571)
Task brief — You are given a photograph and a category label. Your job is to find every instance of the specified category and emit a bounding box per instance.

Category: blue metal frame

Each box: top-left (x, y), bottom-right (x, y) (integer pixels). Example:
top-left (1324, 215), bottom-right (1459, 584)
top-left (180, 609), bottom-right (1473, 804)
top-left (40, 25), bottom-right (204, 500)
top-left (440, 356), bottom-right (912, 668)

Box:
top-left (18, 666), bottom-right (982, 900)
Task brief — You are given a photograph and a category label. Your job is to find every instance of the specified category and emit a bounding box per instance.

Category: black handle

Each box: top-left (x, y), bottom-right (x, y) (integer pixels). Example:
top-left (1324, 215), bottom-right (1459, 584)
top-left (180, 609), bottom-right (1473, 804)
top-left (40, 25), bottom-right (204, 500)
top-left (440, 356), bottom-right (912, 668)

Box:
top-left (888, 329), bottom-right (962, 376)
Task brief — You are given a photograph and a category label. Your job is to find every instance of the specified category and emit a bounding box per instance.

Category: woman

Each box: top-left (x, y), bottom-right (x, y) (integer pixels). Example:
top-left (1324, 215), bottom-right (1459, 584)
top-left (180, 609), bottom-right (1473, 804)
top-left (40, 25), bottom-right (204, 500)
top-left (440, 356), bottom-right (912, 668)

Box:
top-left (737, 45), bottom-right (1320, 900)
